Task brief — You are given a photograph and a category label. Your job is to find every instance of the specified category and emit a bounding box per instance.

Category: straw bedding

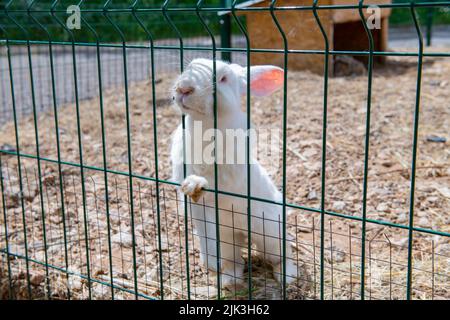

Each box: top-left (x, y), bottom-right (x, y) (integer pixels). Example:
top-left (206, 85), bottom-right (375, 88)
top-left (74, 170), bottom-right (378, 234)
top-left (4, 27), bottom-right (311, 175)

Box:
top-left (0, 53), bottom-right (448, 300)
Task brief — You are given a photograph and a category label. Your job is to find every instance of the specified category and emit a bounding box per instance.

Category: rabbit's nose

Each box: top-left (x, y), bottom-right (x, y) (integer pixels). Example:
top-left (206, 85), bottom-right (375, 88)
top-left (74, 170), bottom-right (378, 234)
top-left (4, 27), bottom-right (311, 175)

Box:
top-left (177, 86), bottom-right (195, 96)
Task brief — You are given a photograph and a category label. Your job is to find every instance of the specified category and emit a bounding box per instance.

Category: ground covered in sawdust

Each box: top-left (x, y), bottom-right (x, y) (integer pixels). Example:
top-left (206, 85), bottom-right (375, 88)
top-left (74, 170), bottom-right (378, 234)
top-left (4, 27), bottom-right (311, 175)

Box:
top-left (0, 54), bottom-right (449, 300)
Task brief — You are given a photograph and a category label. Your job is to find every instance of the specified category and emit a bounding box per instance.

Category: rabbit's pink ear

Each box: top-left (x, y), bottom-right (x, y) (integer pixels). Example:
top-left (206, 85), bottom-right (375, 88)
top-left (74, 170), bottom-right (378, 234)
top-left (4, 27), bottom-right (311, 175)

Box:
top-left (248, 66), bottom-right (284, 97)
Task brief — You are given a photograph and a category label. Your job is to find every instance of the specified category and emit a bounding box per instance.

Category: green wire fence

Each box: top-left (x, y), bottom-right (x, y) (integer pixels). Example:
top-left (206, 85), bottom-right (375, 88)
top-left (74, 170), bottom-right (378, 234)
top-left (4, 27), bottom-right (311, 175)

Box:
top-left (0, 0), bottom-right (449, 300)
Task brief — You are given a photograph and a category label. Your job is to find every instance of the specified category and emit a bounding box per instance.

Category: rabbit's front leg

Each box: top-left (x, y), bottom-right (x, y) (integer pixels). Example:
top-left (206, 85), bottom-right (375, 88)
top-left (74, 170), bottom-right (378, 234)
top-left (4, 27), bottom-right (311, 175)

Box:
top-left (192, 206), bottom-right (246, 290)
top-left (180, 174), bottom-right (208, 203)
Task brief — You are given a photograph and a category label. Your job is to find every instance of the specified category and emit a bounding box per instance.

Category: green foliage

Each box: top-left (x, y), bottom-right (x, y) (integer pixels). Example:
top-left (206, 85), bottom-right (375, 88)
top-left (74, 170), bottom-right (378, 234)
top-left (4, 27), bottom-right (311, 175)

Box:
top-left (0, 0), bottom-right (232, 42)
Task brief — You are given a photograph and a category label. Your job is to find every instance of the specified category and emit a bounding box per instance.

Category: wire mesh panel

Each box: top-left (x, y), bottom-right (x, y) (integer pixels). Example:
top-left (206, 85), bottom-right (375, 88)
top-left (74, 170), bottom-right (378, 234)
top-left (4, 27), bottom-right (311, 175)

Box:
top-left (0, 0), bottom-right (449, 300)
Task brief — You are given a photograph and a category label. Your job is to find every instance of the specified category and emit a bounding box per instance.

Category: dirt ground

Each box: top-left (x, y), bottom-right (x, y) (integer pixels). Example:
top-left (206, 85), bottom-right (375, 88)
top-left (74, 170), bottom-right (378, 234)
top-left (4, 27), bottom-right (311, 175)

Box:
top-left (0, 52), bottom-right (449, 300)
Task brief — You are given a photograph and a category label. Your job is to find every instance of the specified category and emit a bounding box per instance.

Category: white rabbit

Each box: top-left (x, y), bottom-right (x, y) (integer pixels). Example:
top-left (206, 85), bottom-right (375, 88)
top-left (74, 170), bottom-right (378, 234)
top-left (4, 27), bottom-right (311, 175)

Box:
top-left (170, 58), bottom-right (297, 289)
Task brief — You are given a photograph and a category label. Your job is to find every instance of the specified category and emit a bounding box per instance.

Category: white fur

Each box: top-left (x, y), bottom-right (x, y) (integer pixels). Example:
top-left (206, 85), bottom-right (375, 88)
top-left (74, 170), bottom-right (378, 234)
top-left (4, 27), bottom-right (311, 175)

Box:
top-left (170, 58), bottom-right (297, 289)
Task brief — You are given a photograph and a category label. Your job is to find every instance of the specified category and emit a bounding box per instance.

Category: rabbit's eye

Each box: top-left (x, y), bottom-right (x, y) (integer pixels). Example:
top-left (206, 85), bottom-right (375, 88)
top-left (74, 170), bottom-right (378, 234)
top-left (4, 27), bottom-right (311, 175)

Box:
top-left (219, 75), bottom-right (227, 83)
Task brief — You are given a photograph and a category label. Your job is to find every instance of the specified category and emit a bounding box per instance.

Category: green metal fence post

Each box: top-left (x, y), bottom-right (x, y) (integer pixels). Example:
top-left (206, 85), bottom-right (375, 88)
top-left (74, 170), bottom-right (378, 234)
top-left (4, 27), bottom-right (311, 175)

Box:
top-left (425, 4), bottom-right (434, 46)
top-left (25, 0), bottom-right (51, 299)
top-left (4, 0), bottom-right (32, 299)
top-left (50, 0), bottom-right (92, 299)
top-left (0, 153), bottom-right (14, 299)
top-left (358, 0), bottom-right (375, 300)
top-left (269, 0), bottom-right (289, 300)
top-left (231, 0), bottom-right (252, 300)
top-left (196, 0), bottom-right (222, 299)
top-left (161, 0), bottom-right (188, 299)
top-left (1, 0), bottom-right (450, 302)
top-left (79, 2), bottom-right (115, 299)
top-left (103, 0), bottom-right (140, 299)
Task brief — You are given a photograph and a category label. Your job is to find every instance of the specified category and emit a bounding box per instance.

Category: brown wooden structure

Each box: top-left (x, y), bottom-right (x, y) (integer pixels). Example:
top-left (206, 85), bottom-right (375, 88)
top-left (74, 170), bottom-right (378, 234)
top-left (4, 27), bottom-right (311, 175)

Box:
top-left (223, 0), bottom-right (391, 75)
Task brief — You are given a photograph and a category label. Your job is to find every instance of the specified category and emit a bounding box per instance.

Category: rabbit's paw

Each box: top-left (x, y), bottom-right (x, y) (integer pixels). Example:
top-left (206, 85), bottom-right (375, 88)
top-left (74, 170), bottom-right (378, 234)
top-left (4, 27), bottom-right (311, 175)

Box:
top-left (181, 175), bottom-right (208, 203)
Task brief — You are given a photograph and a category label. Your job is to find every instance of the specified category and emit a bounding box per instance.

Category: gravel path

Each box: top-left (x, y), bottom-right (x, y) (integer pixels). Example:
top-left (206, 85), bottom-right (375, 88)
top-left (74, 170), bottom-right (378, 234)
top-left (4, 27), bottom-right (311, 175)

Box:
top-left (1, 25), bottom-right (448, 126)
